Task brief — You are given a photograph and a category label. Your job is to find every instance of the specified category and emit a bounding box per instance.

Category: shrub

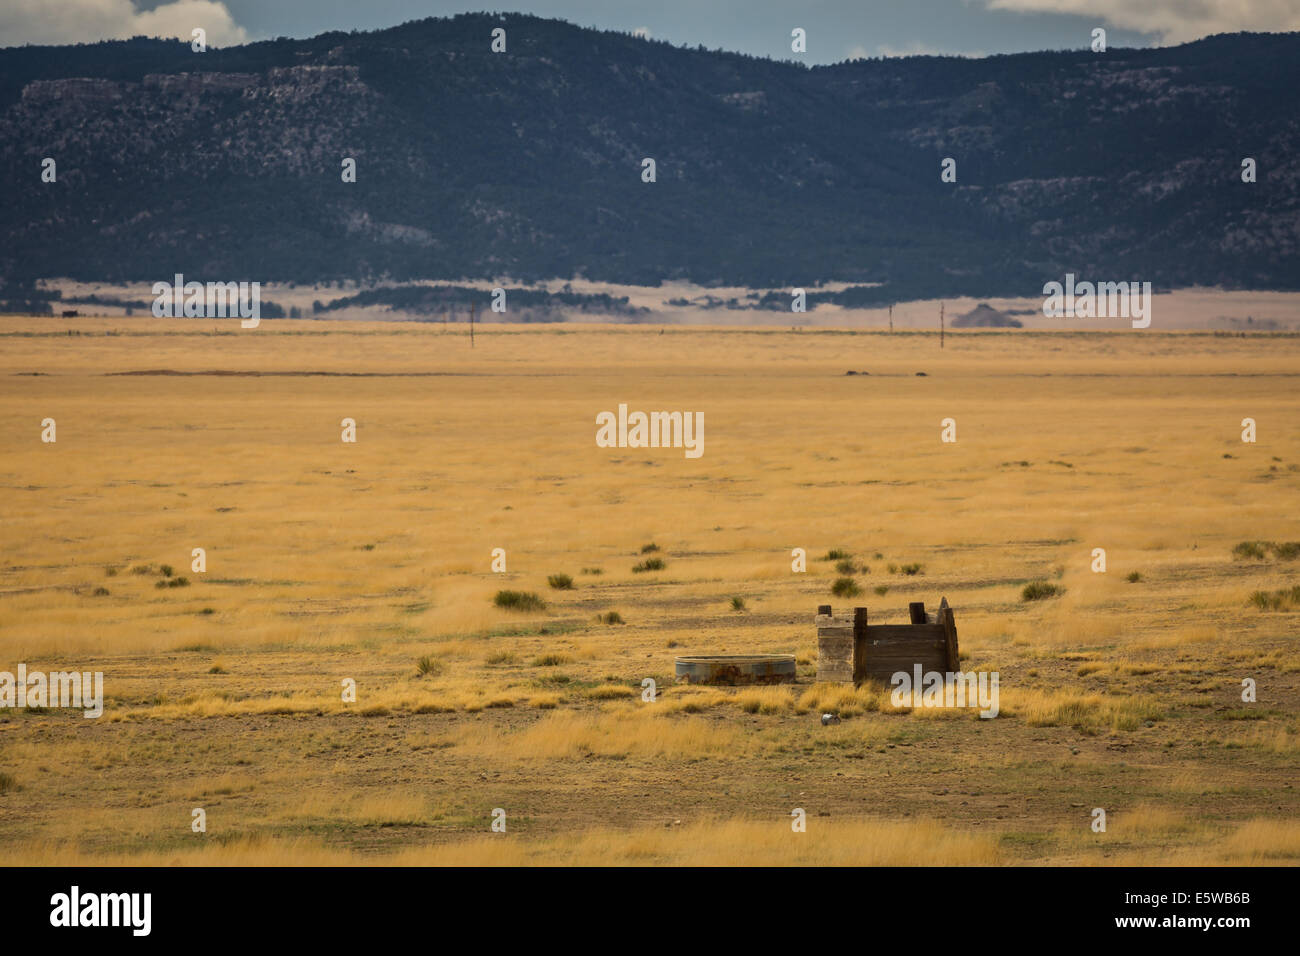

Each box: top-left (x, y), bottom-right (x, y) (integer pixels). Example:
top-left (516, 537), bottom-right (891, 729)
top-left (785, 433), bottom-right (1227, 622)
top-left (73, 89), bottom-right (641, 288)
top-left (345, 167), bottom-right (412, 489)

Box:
top-left (1022, 581), bottom-right (1061, 602)
top-left (494, 590), bottom-right (546, 612)
top-left (731, 596), bottom-right (746, 611)
top-left (1233, 541), bottom-right (1268, 560)
top-left (600, 611), bottom-right (625, 625)
top-left (547, 573), bottom-right (575, 590)
top-left (834, 559), bottom-right (856, 575)
top-left (160, 564), bottom-right (174, 578)
top-left (873, 585), bottom-right (889, 596)
top-left (581, 567), bottom-right (603, 575)
top-left (632, 558), bottom-right (665, 573)
top-left (831, 577), bottom-right (861, 598)
top-left (91, 587), bottom-right (110, 596)
top-left (640, 543), bottom-right (660, 553)
top-left (823, 549), bottom-right (851, 561)
top-left (1127, 572), bottom-right (1142, 583)
top-left (900, 563), bottom-right (923, 576)
top-left (416, 655), bottom-right (444, 677)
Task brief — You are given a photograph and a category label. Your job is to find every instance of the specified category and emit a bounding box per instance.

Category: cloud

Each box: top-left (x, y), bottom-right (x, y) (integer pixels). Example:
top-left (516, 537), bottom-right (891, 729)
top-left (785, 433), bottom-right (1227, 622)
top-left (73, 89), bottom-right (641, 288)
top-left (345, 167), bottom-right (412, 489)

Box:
top-left (0, 0), bottom-right (249, 48)
top-left (632, 26), bottom-right (652, 39)
top-left (984, 0), bottom-right (1300, 45)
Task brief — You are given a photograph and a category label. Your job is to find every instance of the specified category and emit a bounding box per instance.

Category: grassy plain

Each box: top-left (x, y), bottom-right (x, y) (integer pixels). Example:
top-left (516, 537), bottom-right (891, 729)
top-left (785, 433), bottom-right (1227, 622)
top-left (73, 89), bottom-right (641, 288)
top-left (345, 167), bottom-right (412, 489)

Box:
top-left (0, 316), bottom-right (1297, 865)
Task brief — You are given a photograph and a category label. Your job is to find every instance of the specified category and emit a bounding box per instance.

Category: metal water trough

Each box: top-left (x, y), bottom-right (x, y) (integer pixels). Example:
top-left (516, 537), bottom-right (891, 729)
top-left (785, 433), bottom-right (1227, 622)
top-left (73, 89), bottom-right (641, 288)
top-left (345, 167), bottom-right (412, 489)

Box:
top-left (674, 654), bottom-right (796, 685)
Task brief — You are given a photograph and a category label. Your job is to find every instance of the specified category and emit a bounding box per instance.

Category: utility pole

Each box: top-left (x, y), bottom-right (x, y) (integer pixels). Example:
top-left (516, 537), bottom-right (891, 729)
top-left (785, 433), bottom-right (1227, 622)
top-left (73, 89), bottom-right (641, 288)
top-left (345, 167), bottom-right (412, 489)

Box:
top-left (940, 302), bottom-right (945, 349)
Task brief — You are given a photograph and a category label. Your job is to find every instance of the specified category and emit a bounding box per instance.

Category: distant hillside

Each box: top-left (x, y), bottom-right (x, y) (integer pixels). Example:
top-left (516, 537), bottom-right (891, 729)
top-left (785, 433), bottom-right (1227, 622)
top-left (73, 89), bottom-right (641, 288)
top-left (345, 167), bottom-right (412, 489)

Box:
top-left (952, 303), bottom-right (1022, 327)
top-left (2, 13), bottom-right (1299, 300)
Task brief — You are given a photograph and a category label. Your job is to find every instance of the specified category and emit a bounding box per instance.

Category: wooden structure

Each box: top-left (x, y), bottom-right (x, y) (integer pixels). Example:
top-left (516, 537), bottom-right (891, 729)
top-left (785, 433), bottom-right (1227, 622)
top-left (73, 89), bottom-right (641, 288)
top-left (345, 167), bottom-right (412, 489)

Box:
top-left (816, 598), bottom-right (959, 684)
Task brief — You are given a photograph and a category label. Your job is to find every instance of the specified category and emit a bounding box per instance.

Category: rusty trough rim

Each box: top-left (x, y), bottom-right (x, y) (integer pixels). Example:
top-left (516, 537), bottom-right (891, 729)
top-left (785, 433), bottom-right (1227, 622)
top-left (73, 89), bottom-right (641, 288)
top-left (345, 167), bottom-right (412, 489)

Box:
top-left (674, 654), bottom-right (796, 664)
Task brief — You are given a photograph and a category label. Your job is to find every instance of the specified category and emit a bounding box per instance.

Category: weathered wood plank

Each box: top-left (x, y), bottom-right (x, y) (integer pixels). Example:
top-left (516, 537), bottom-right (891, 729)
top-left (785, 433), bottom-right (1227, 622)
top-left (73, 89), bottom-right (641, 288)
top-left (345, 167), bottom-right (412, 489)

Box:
top-left (940, 598), bottom-right (960, 671)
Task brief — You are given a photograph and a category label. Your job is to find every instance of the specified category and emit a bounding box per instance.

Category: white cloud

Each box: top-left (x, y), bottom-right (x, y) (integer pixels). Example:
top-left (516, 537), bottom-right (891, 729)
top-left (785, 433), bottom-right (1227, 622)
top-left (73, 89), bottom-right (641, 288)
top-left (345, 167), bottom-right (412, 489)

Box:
top-left (632, 26), bottom-right (652, 39)
top-left (0, 0), bottom-right (249, 48)
top-left (985, 0), bottom-right (1300, 45)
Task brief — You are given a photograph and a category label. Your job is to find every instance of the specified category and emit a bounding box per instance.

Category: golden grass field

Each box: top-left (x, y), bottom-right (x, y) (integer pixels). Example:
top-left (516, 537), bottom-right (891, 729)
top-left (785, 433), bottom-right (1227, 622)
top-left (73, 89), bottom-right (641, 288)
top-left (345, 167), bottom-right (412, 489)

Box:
top-left (1, 315), bottom-right (1298, 865)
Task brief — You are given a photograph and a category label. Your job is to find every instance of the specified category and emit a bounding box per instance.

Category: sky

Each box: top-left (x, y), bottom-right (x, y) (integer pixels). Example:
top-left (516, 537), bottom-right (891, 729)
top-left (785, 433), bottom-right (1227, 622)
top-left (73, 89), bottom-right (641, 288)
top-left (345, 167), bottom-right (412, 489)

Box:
top-left (2, 0), bottom-right (1299, 60)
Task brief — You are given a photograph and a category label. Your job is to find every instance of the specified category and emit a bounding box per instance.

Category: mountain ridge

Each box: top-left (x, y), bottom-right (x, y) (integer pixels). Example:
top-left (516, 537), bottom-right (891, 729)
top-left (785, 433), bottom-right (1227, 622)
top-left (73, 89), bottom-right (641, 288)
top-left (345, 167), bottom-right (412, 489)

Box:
top-left (2, 13), bottom-right (1298, 300)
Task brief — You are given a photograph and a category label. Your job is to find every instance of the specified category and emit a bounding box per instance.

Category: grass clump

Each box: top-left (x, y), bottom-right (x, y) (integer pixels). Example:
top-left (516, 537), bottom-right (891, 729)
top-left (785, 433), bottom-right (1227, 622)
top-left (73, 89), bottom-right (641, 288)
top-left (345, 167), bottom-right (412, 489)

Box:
top-left (831, 577), bottom-right (861, 598)
top-left (416, 655), bottom-right (444, 678)
top-left (1021, 581), bottom-right (1061, 602)
top-left (1233, 541), bottom-right (1268, 560)
top-left (1233, 540), bottom-right (1300, 561)
top-left (486, 651), bottom-right (517, 665)
top-left (823, 549), bottom-right (851, 561)
top-left (900, 563), bottom-right (923, 576)
top-left (731, 597), bottom-right (746, 611)
top-left (632, 558), bottom-right (666, 573)
top-left (1127, 571), bottom-right (1142, 583)
top-left (599, 611), bottom-right (625, 625)
top-left (532, 653), bottom-right (572, 667)
top-left (547, 573), bottom-right (575, 590)
top-left (1250, 587), bottom-right (1300, 611)
top-left (640, 543), bottom-right (660, 554)
top-left (494, 590), bottom-right (547, 612)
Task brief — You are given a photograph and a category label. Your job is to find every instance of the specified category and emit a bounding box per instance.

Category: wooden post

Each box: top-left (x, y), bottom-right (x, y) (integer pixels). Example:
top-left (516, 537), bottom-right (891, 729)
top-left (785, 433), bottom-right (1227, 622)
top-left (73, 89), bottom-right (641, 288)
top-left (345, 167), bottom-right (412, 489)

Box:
top-left (816, 605), bottom-right (854, 683)
top-left (908, 601), bottom-right (927, 625)
top-left (939, 596), bottom-right (959, 671)
top-left (852, 606), bottom-right (868, 683)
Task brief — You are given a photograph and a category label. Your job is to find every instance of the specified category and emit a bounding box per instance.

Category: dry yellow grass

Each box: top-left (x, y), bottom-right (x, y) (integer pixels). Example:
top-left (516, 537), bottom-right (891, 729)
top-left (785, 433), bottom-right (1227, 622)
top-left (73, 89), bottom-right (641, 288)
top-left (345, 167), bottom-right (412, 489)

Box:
top-left (1, 316), bottom-right (1297, 865)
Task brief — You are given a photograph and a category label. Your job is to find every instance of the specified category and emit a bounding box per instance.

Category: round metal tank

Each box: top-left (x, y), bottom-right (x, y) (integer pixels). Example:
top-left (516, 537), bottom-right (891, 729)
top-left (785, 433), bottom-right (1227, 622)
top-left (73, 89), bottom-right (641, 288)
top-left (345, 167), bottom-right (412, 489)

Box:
top-left (674, 654), bottom-right (797, 685)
